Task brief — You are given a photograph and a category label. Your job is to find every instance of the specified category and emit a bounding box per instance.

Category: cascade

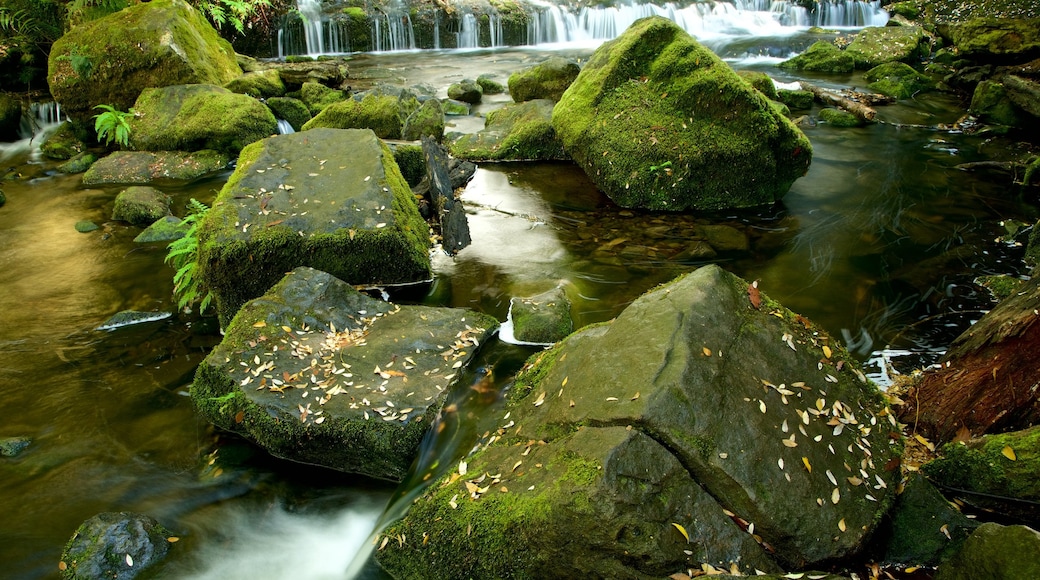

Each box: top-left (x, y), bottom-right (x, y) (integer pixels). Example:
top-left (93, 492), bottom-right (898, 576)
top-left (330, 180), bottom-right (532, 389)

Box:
top-left (276, 119), bottom-right (296, 134)
top-left (278, 0), bottom-right (349, 57)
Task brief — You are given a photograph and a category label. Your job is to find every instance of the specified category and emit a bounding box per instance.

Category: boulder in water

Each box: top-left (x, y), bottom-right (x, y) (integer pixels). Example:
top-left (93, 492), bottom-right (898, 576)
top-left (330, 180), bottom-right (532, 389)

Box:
top-left (403, 98), bottom-right (445, 142)
top-left (450, 99), bottom-right (566, 161)
top-left (509, 56), bottom-right (580, 103)
top-left (778, 41), bottom-right (855, 73)
top-left (845, 26), bottom-right (931, 69)
top-left (60, 512), bottom-right (173, 580)
top-left (225, 69), bottom-right (286, 99)
top-left (447, 80), bottom-right (483, 104)
top-left (112, 186), bottom-right (171, 227)
top-left (302, 94), bottom-right (402, 139)
top-left (265, 97), bottom-right (311, 132)
top-left (40, 122), bottom-right (86, 161)
top-left (864, 62), bottom-right (936, 99)
top-left (82, 150), bottom-right (230, 186)
top-left (553, 17), bottom-right (811, 211)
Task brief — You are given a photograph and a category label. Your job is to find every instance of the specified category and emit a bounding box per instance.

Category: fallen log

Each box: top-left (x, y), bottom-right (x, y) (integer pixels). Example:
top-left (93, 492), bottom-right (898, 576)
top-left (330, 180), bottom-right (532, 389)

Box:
top-left (800, 81), bottom-right (878, 123)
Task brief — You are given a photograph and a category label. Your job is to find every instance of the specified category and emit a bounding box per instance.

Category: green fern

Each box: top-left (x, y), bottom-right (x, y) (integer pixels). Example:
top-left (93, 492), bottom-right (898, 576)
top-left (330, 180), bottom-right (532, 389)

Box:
top-left (166, 199), bottom-right (213, 314)
top-left (93, 104), bottom-right (133, 148)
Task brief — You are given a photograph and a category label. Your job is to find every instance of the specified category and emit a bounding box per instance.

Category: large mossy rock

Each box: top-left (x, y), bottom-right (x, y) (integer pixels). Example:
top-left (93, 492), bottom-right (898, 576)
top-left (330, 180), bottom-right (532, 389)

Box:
top-left (197, 128), bottom-right (431, 326)
top-left (553, 17), bottom-right (811, 211)
top-left (450, 99), bottom-right (567, 161)
top-left (192, 267), bottom-right (498, 481)
top-left (378, 265), bottom-right (902, 577)
top-left (969, 79), bottom-right (1023, 126)
top-left (129, 84), bottom-right (276, 154)
top-left (935, 523), bottom-right (1040, 579)
top-left (47, 0), bottom-right (240, 120)
top-left (864, 62), bottom-right (936, 99)
top-left (39, 122), bottom-right (86, 160)
top-left (301, 94), bottom-right (402, 139)
top-left (845, 26), bottom-right (930, 69)
top-left (778, 41), bottom-right (855, 73)
top-left (224, 69), bottom-right (285, 99)
top-left (265, 97), bottom-right (312, 132)
top-left (508, 56), bottom-right (581, 103)
top-left (402, 98), bottom-right (445, 142)
top-left (60, 512), bottom-right (172, 580)
top-left (941, 17), bottom-right (1040, 61)
top-left (112, 186), bottom-right (171, 226)
top-left (82, 150), bottom-right (230, 186)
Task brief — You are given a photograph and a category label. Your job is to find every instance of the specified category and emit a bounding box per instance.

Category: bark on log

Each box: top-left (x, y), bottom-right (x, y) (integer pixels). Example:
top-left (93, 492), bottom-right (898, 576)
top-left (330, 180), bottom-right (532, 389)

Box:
top-left (898, 276), bottom-right (1040, 443)
top-left (800, 81), bottom-right (877, 123)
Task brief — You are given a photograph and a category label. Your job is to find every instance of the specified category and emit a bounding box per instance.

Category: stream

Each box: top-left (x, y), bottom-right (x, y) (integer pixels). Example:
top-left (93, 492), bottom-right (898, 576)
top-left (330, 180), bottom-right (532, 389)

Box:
top-left (1, 18), bottom-right (1038, 580)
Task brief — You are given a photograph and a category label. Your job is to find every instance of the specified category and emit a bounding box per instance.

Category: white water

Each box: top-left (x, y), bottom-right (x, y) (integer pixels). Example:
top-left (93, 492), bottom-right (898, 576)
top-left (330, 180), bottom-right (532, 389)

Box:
top-left (278, 0), bottom-right (348, 57)
top-left (0, 101), bottom-right (65, 164)
top-left (277, 119), bottom-right (296, 134)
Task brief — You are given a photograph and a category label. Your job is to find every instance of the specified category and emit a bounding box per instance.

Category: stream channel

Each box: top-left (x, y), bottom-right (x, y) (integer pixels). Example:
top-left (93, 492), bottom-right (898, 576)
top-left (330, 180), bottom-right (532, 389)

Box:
top-left (1, 19), bottom-right (1038, 580)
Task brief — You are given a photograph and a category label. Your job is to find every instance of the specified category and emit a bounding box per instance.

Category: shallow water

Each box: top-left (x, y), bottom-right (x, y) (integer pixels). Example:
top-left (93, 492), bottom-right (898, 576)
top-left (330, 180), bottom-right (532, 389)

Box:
top-left (1, 41), bottom-right (1037, 579)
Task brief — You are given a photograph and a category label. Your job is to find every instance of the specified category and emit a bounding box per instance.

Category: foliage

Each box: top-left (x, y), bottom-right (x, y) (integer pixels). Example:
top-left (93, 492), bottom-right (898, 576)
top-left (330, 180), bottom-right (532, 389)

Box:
top-left (92, 104), bottom-right (133, 148)
top-left (166, 199), bottom-right (214, 314)
top-left (65, 0), bottom-right (127, 26)
top-left (193, 0), bottom-right (272, 34)
top-left (0, 0), bottom-right (64, 87)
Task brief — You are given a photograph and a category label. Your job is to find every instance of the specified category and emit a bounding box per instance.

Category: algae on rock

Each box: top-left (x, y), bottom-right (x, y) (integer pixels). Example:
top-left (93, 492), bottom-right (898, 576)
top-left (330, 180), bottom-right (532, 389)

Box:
top-left (450, 99), bottom-right (567, 161)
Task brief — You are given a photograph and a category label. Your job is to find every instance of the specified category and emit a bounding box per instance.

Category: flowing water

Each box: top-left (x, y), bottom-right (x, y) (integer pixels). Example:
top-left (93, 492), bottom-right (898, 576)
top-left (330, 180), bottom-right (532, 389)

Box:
top-left (2, 14), bottom-right (1038, 580)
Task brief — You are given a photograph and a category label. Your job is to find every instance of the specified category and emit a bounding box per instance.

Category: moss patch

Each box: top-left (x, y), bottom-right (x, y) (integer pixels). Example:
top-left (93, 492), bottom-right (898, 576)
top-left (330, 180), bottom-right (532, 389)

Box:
top-left (450, 99), bottom-right (566, 161)
top-left (302, 94), bottom-right (403, 139)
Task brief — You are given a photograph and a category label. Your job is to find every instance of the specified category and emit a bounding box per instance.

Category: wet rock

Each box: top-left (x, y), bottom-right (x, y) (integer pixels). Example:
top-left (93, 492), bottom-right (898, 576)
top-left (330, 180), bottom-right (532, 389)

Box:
top-left (422, 136), bottom-right (470, 255)
top-left (197, 128), bottom-right (431, 326)
top-left (941, 17), bottom-right (1040, 62)
top-left (777, 88), bottom-right (815, 110)
top-left (133, 216), bottom-right (188, 243)
top-left (40, 122), bottom-right (86, 161)
top-left (509, 286), bottom-right (572, 343)
top-left (1003, 74), bottom-right (1040, 119)
top-left (554, 17), bottom-right (811, 211)
top-left (970, 79), bottom-right (1022, 126)
top-left (0, 436), bottom-right (31, 457)
top-left (47, 0), bottom-right (240, 120)
top-left (95, 311), bottom-right (173, 331)
top-left (112, 186), bottom-right (171, 227)
top-left (779, 41), bottom-right (855, 73)
top-left (0, 189), bottom-right (5, 208)
top-left (57, 152), bottom-right (97, 174)
top-left (299, 81), bottom-right (346, 115)
top-left (60, 512), bottom-right (172, 580)
top-left (819, 107), bottom-right (864, 127)
top-left (879, 473), bottom-right (980, 566)
top-left (225, 69), bottom-right (285, 99)
top-left (442, 99), bottom-right (470, 116)
top-left (934, 523), bottom-right (1040, 579)
top-left (865, 62), bottom-right (937, 99)
top-left (737, 70), bottom-right (779, 100)
top-left (447, 80), bottom-right (483, 104)
top-left (192, 267), bottom-right (498, 481)
top-left (75, 221), bottom-right (99, 233)
top-left (509, 56), bottom-right (580, 103)
top-left (943, 64), bottom-right (994, 92)
top-left (379, 265), bottom-right (901, 576)
top-left (694, 224), bottom-right (749, 252)
top-left (450, 99), bottom-right (566, 161)
top-left (0, 94), bottom-right (20, 141)
top-left (82, 150), bottom-right (230, 186)
top-left (476, 74), bottom-right (505, 95)
top-left (255, 59), bottom-right (348, 90)
top-left (403, 98), bottom-right (445, 142)
top-left (302, 94), bottom-right (402, 139)
top-left (846, 26), bottom-right (930, 69)
top-left (265, 97), bottom-right (311, 132)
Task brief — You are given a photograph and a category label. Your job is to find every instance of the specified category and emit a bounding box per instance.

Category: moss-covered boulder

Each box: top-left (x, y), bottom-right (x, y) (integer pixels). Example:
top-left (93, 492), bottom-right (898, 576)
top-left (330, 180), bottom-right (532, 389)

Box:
top-left (845, 26), bottom-right (930, 69)
top-left (299, 81), bottom-right (346, 115)
top-left (450, 99), bottom-right (566, 161)
top-left (819, 107), bottom-right (863, 127)
top-left (508, 286), bottom-right (572, 344)
top-left (738, 70), bottom-right (779, 100)
top-left (57, 152), bottom-right (97, 174)
top-left (112, 186), bottom-right (171, 226)
top-left (378, 265), bottom-right (902, 576)
top-left (301, 94), bottom-right (402, 139)
top-left (402, 98), bottom-right (445, 142)
top-left (47, 0), bottom-right (240, 120)
top-left (0, 94), bottom-right (21, 141)
top-left (192, 266), bottom-right (497, 480)
top-left (777, 88), bottom-right (814, 110)
top-left (864, 62), bottom-right (936, 98)
top-left (509, 56), bottom-right (581, 103)
top-left (879, 473), bottom-right (980, 566)
top-left (553, 17), bottom-right (812, 211)
top-left (225, 69), bottom-right (285, 99)
top-left (133, 216), bottom-right (188, 243)
top-left (778, 41), bottom-right (855, 73)
top-left (82, 150), bottom-right (230, 186)
top-left (40, 121), bottom-right (86, 160)
top-left (1004, 74), bottom-right (1040, 120)
top-left (447, 79), bottom-right (483, 104)
top-left (60, 512), bottom-right (172, 580)
top-left (129, 84), bottom-right (277, 154)
top-left (265, 97), bottom-right (311, 132)
top-left (476, 74), bottom-right (505, 95)
top-left (970, 79), bottom-right (1022, 126)
top-left (935, 523), bottom-right (1040, 579)
top-left (197, 128), bottom-right (431, 326)
top-left (942, 17), bottom-right (1040, 61)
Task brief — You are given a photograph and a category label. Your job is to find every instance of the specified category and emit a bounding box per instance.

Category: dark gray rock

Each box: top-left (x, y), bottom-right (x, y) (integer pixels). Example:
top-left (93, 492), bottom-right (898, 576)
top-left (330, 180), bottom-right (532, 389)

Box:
top-left (935, 523), bottom-right (1040, 580)
top-left (0, 436), bottom-right (31, 457)
top-left (422, 136), bottom-right (470, 255)
top-left (60, 512), bottom-right (172, 580)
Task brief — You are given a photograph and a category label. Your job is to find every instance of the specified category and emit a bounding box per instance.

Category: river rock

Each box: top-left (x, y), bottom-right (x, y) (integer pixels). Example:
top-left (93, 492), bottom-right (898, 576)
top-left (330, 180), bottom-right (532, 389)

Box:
top-left (378, 265), bottom-right (901, 577)
top-left (0, 436), bottom-right (31, 457)
top-left (40, 122), bottom-right (86, 160)
top-left (864, 62), bottom-right (936, 99)
top-left (447, 80), bottom-right (483, 104)
top-left (254, 59), bottom-right (349, 90)
top-left (845, 26), bottom-right (930, 69)
top-left (225, 69), bottom-right (285, 99)
top-left (969, 79), bottom-right (1022, 126)
top-left (47, 0), bottom-right (240, 120)
top-left (508, 286), bottom-right (572, 343)
top-left (403, 98), bottom-right (445, 142)
top-left (133, 216), bottom-right (188, 243)
top-left (82, 150), bottom-right (230, 186)
top-left (60, 512), bottom-right (173, 580)
top-left (450, 99), bottom-right (566, 161)
top-left (553, 17), bottom-right (811, 211)
top-left (421, 137), bottom-right (470, 255)
top-left (112, 186), bottom-right (171, 227)
top-left (1004, 74), bottom-right (1040, 119)
top-left (476, 74), bottom-right (505, 95)
top-left (934, 523), bottom-right (1040, 579)
top-left (0, 94), bottom-right (20, 141)
top-left (819, 108), bottom-right (863, 127)
top-left (197, 128), bottom-right (431, 326)
top-left (302, 94), bottom-right (402, 139)
top-left (941, 17), bottom-right (1040, 61)
top-left (879, 473), bottom-right (980, 566)
top-left (192, 267), bottom-right (498, 481)
top-left (57, 152), bottom-right (97, 175)
top-left (129, 84), bottom-right (277, 154)
top-left (95, 310), bottom-right (173, 331)
top-left (299, 81), bottom-right (346, 115)
top-left (508, 56), bottom-right (580, 102)
top-left (265, 97), bottom-right (311, 132)
top-left (778, 41), bottom-right (855, 73)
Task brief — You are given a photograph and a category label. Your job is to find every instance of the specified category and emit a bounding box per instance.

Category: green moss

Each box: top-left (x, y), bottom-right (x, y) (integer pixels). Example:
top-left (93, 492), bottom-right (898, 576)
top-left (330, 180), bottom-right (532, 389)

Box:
top-left (737, 70), bottom-right (778, 100)
top-left (225, 69), bottom-right (286, 99)
top-left (923, 426), bottom-right (1040, 502)
top-left (970, 80), bottom-right (1021, 126)
top-left (777, 89), bottom-right (813, 110)
top-left (302, 94), bottom-right (403, 139)
top-left (864, 62), bottom-right (936, 99)
top-left (40, 121), bottom-right (86, 160)
top-left (778, 41), bottom-right (855, 73)
top-left (508, 56), bottom-right (581, 102)
top-left (265, 96), bottom-right (312, 132)
top-left (818, 107), bottom-right (863, 127)
top-left (975, 274), bottom-right (1024, 300)
top-left (888, 1), bottom-right (921, 19)
top-left (402, 98), bottom-right (445, 142)
top-left (476, 74), bottom-right (506, 95)
top-left (845, 26), bottom-right (929, 69)
top-left (391, 144), bottom-right (426, 186)
top-left (299, 81), bottom-right (346, 115)
top-left (451, 99), bottom-right (566, 161)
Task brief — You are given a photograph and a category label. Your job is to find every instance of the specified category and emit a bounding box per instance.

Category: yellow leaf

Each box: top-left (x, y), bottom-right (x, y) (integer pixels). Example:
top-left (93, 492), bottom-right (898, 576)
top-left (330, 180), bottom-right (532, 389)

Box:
top-left (252, 321), bottom-right (267, 328)
top-left (671, 522), bottom-right (690, 542)
top-left (703, 347), bottom-right (712, 356)
top-left (802, 456), bottom-right (812, 473)
top-left (281, 325), bottom-right (292, 333)
top-left (914, 433), bottom-right (935, 452)
top-left (838, 518), bottom-right (846, 532)
top-left (822, 345), bottom-right (832, 359)
top-left (1002, 446), bottom-right (1017, 461)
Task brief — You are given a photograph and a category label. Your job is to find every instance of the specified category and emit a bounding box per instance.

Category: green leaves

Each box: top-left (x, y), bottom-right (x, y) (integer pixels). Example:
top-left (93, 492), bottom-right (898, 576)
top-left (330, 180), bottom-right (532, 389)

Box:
top-left (165, 199), bottom-right (213, 314)
top-left (195, 0), bottom-right (271, 34)
top-left (92, 104), bottom-right (133, 148)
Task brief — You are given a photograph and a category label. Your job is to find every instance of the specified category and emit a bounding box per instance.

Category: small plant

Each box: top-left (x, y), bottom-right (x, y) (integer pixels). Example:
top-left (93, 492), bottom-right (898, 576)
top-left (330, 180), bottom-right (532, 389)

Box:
top-left (92, 104), bottom-right (133, 148)
top-left (166, 198), bottom-right (213, 314)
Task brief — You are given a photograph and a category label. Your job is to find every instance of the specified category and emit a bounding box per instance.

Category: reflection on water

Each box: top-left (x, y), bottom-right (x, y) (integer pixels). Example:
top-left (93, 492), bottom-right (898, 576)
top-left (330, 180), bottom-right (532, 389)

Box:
top-left (0, 42), bottom-right (1037, 579)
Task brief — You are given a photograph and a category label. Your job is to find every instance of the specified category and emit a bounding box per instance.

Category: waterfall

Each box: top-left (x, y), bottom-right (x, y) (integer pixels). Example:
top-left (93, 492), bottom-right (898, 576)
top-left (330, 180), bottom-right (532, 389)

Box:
top-left (457, 12), bottom-right (480, 48)
top-left (278, 0), bottom-right (349, 57)
top-left (0, 102), bottom-right (66, 163)
top-left (276, 119), bottom-right (295, 134)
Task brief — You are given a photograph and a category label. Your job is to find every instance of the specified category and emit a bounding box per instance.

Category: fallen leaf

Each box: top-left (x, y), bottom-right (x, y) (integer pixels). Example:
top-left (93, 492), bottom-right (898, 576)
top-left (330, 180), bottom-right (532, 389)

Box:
top-left (671, 522), bottom-right (690, 543)
top-left (703, 346), bottom-right (712, 356)
top-left (459, 460), bottom-right (468, 476)
top-left (126, 554), bottom-right (133, 567)
top-left (822, 345), bottom-right (832, 359)
top-left (802, 457), bottom-right (812, 473)
top-left (838, 519), bottom-right (846, 532)
top-left (1002, 446), bottom-right (1017, 461)
top-left (748, 281), bottom-right (762, 309)
top-left (533, 392), bottom-right (546, 407)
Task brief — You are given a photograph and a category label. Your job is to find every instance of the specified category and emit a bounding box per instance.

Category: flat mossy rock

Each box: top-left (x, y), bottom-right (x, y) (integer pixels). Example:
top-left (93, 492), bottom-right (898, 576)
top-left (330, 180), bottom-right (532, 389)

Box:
top-left (819, 108), bottom-right (863, 127)
top-left (40, 122), bottom-right (86, 161)
top-left (777, 89), bottom-right (814, 110)
top-left (879, 473), bottom-right (980, 566)
top-left (553, 17), bottom-right (812, 211)
top-left (302, 94), bottom-right (402, 139)
top-left (845, 26), bottom-right (930, 69)
top-left (60, 512), bottom-right (172, 580)
top-left (934, 523), bottom-right (1040, 580)
top-left (778, 41), bottom-right (855, 73)
top-left (47, 0), bottom-right (240, 120)
top-left (379, 265), bottom-right (901, 575)
top-left (82, 150), bottom-right (230, 186)
top-left (112, 186), bottom-right (171, 226)
top-left (225, 69), bottom-right (285, 99)
top-left (509, 286), bottom-right (572, 344)
top-left (133, 216), bottom-right (188, 243)
top-left (402, 98), bottom-right (445, 142)
top-left (197, 128), bottom-right (431, 326)
top-left (129, 84), bottom-right (277, 154)
top-left (509, 56), bottom-right (581, 103)
top-left (447, 80), bottom-right (483, 104)
top-left (192, 267), bottom-right (498, 481)
top-left (864, 62), bottom-right (936, 99)
top-left (57, 152), bottom-right (97, 174)
top-left (265, 97), bottom-right (312, 132)
top-left (450, 99), bottom-right (567, 161)
top-left (942, 17), bottom-right (1040, 61)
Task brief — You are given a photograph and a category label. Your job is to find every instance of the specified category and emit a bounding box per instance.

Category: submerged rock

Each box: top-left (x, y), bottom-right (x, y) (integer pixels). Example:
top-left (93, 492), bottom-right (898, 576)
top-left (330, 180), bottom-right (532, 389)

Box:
top-left (508, 286), bottom-right (572, 344)
top-left (197, 128), bottom-right (431, 326)
top-left (450, 99), bottom-right (566, 161)
top-left (508, 56), bottom-right (580, 103)
top-left (82, 150), bottom-right (230, 186)
top-left (47, 0), bottom-right (240, 120)
top-left (60, 512), bottom-right (173, 580)
top-left (378, 265), bottom-right (901, 577)
top-left (553, 17), bottom-right (811, 211)
top-left (0, 436), bottom-right (31, 457)
top-left (95, 311), bottom-right (173, 331)
top-left (192, 267), bottom-right (497, 481)
top-left (935, 523), bottom-right (1040, 579)
top-left (129, 84), bottom-right (277, 154)
top-left (112, 186), bottom-right (171, 226)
